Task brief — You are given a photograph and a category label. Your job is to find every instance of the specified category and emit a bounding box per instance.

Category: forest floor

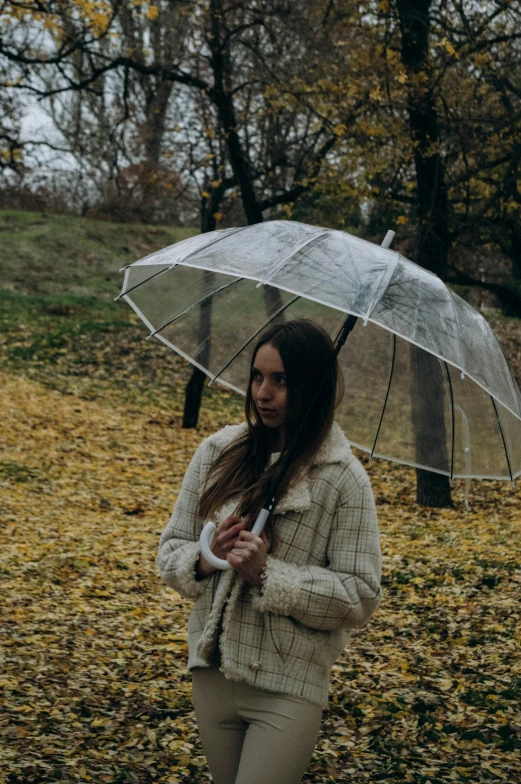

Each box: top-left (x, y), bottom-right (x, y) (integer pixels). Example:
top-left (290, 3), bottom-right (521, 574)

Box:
top-left (1, 210), bottom-right (520, 783)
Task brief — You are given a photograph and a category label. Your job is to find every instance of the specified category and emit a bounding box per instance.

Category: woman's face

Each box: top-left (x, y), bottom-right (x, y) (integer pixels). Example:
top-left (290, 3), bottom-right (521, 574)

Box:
top-left (251, 343), bottom-right (287, 439)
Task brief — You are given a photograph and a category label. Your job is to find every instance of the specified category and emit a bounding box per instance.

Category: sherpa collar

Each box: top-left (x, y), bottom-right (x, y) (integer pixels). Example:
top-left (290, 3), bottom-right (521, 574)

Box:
top-left (208, 421), bottom-right (353, 518)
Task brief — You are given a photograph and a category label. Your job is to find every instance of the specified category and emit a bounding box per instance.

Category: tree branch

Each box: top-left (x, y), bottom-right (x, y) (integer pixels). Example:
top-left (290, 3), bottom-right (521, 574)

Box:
top-left (447, 265), bottom-right (521, 317)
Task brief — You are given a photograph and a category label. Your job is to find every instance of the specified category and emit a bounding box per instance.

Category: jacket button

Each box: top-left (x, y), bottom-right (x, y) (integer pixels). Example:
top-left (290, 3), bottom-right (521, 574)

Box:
top-left (249, 661), bottom-right (262, 671)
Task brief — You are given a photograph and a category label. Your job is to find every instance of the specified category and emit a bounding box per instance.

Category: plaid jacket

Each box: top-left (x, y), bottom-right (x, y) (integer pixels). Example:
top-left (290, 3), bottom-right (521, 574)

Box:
top-left (156, 421), bottom-right (382, 707)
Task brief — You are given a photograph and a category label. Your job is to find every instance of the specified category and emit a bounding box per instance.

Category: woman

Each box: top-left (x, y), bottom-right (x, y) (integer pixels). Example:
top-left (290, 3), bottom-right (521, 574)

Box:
top-left (156, 319), bottom-right (382, 784)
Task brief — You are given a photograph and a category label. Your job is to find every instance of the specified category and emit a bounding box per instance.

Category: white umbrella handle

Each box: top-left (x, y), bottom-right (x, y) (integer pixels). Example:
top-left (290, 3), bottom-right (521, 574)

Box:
top-left (199, 508), bottom-right (271, 571)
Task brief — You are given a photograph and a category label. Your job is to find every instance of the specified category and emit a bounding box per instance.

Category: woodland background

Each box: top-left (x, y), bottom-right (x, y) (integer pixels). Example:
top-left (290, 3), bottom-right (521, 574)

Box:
top-left (1, 1), bottom-right (521, 782)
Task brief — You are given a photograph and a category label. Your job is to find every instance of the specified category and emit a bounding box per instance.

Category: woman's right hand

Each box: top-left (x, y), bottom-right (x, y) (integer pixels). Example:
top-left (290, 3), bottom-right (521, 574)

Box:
top-left (197, 515), bottom-right (245, 578)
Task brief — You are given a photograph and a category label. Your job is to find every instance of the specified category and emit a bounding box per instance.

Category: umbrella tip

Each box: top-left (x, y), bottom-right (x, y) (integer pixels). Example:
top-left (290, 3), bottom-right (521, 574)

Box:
top-left (381, 230), bottom-right (395, 249)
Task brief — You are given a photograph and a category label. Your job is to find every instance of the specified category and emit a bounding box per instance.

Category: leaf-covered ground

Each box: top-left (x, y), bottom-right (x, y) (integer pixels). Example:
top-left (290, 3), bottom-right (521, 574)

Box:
top-left (1, 210), bottom-right (521, 783)
top-left (1, 358), bottom-right (521, 783)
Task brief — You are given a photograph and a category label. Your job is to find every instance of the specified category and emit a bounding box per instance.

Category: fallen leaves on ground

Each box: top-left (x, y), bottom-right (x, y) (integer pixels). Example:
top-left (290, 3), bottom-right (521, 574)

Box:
top-left (1, 369), bottom-right (520, 784)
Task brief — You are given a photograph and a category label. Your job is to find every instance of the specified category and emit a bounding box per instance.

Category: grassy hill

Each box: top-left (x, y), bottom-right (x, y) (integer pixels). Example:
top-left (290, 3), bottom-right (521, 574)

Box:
top-left (0, 209), bottom-right (197, 299)
top-left (0, 210), bottom-right (245, 420)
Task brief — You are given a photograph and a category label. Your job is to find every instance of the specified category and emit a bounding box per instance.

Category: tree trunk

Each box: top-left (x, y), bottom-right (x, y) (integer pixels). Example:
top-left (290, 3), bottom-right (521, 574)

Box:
top-left (500, 148), bottom-right (521, 282)
top-left (396, 0), bottom-right (450, 281)
top-left (182, 192), bottom-right (221, 428)
top-left (410, 346), bottom-right (453, 508)
top-left (416, 469), bottom-right (453, 506)
top-left (182, 276), bottom-right (214, 428)
top-left (396, 0), bottom-right (452, 506)
top-left (210, 0), bottom-right (286, 319)
top-left (507, 223), bottom-right (521, 281)
top-left (183, 366), bottom-right (208, 429)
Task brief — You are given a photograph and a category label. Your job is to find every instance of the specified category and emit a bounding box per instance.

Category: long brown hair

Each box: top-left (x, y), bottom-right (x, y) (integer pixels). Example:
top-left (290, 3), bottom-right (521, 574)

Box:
top-left (198, 319), bottom-right (344, 532)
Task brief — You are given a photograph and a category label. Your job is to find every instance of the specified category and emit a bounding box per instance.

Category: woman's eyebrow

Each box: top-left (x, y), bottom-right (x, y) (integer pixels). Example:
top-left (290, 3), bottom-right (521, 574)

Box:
top-left (252, 366), bottom-right (285, 376)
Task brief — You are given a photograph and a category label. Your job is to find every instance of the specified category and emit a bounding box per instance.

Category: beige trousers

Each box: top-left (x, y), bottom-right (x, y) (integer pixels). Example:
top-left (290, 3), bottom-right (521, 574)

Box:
top-left (192, 665), bottom-right (323, 784)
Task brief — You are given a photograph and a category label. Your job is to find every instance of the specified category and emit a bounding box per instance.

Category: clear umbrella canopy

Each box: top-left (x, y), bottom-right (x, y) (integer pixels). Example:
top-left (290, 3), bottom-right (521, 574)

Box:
top-left (118, 220), bottom-right (521, 482)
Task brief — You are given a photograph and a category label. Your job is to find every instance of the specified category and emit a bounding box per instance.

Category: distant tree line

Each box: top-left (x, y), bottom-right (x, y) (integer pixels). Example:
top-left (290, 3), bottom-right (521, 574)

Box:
top-left (2, 2), bottom-right (521, 285)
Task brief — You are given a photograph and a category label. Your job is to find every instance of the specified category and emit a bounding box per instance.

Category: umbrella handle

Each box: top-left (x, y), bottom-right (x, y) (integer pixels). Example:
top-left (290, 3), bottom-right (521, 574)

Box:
top-left (199, 508), bottom-right (271, 571)
top-left (199, 522), bottom-right (232, 571)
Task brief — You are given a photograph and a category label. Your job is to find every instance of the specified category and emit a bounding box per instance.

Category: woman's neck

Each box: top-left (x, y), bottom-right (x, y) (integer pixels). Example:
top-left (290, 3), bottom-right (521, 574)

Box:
top-left (270, 428), bottom-right (285, 452)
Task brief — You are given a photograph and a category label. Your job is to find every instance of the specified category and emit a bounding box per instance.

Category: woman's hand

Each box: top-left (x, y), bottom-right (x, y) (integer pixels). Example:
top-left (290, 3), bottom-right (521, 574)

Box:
top-left (227, 528), bottom-right (270, 587)
top-left (197, 515), bottom-right (246, 578)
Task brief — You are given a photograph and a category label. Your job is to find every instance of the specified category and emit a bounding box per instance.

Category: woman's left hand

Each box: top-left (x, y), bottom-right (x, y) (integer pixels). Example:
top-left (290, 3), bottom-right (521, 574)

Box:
top-left (227, 529), bottom-right (270, 587)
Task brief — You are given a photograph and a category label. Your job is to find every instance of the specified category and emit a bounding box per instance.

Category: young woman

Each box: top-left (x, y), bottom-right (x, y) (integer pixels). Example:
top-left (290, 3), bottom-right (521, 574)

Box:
top-left (156, 319), bottom-right (382, 784)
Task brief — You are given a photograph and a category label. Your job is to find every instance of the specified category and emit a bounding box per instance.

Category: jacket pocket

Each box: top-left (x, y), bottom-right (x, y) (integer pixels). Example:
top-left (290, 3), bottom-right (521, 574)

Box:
top-left (267, 613), bottom-right (287, 663)
top-left (268, 614), bottom-right (324, 665)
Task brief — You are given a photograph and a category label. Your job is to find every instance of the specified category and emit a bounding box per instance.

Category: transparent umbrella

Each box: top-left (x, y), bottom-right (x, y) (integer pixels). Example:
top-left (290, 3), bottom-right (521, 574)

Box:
top-left (117, 220), bottom-right (521, 565)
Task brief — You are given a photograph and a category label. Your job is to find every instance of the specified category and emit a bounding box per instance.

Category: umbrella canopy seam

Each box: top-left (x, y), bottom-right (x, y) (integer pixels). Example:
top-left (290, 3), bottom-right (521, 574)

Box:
top-left (371, 333), bottom-right (396, 459)
top-left (489, 323), bottom-right (521, 413)
top-left (355, 443), bottom-right (521, 481)
top-left (448, 290), bottom-right (466, 378)
top-left (146, 276), bottom-right (244, 339)
top-left (489, 395), bottom-right (515, 485)
top-left (255, 230), bottom-right (330, 289)
top-left (115, 264), bottom-right (171, 302)
top-left (117, 225), bottom-right (252, 300)
top-left (444, 361), bottom-right (456, 481)
top-left (361, 253), bottom-right (399, 325)
top-left (208, 295), bottom-right (302, 386)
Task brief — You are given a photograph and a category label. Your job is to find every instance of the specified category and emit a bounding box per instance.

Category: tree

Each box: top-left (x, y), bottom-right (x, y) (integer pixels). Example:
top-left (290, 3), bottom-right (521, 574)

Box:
top-left (369, 1), bottom-right (521, 310)
top-left (354, 0), bottom-right (521, 503)
top-left (392, 0), bottom-right (452, 506)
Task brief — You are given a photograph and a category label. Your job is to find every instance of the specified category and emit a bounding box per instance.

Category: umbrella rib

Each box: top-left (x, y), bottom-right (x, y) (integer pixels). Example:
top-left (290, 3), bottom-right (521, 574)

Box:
top-left (489, 396), bottom-right (515, 485)
top-left (208, 295), bottom-right (301, 386)
top-left (361, 253), bottom-right (398, 325)
top-left (443, 361), bottom-right (456, 482)
top-left (146, 277), bottom-right (243, 339)
top-left (115, 225), bottom-right (252, 301)
top-left (371, 333), bottom-right (396, 458)
top-left (115, 266), bottom-right (172, 301)
top-left (255, 230), bottom-right (330, 288)
top-left (448, 290), bottom-right (465, 376)
top-left (489, 323), bottom-right (521, 416)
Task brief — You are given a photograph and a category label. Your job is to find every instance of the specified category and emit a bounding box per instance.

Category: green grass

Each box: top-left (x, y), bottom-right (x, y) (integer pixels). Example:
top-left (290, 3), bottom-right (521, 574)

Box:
top-left (0, 210), bottom-right (248, 421)
top-left (0, 209), bottom-right (197, 299)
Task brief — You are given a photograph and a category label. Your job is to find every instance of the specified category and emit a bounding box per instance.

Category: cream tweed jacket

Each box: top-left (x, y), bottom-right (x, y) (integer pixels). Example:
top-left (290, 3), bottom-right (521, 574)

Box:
top-left (156, 421), bottom-right (382, 707)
